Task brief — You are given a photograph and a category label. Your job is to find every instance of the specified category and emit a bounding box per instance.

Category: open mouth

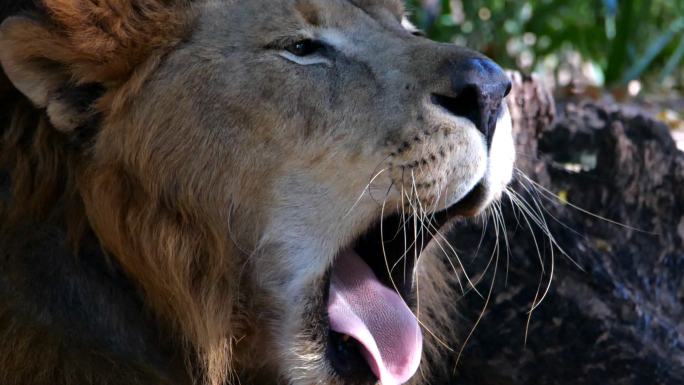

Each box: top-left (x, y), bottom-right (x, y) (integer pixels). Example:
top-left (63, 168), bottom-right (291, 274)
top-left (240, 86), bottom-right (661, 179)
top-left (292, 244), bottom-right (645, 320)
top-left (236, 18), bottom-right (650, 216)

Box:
top-left (325, 183), bottom-right (488, 385)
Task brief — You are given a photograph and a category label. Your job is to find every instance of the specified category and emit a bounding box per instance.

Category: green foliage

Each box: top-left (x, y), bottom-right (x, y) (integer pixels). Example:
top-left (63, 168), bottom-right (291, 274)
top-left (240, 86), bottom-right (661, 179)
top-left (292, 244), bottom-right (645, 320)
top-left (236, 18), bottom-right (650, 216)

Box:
top-left (405, 0), bottom-right (684, 89)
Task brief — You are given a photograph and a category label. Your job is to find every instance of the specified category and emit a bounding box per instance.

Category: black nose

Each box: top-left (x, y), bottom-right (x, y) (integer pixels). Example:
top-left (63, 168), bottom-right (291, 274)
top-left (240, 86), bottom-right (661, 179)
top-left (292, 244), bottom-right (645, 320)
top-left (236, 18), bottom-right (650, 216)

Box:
top-left (431, 57), bottom-right (511, 147)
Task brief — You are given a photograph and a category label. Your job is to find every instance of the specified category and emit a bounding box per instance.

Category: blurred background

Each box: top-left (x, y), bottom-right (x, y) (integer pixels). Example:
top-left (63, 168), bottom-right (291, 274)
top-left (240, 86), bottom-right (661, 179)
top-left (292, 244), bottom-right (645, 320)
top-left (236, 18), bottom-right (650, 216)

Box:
top-left (405, 0), bottom-right (684, 98)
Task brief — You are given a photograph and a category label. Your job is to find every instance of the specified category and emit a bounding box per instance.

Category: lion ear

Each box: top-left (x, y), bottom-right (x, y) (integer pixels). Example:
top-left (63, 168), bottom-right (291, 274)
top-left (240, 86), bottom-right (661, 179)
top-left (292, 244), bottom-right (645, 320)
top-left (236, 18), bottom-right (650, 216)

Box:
top-left (0, 16), bottom-right (102, 132)
top-left (0, 1), bottom-right (193, 132)
top-left (0, 17), bottom-right (69, 107)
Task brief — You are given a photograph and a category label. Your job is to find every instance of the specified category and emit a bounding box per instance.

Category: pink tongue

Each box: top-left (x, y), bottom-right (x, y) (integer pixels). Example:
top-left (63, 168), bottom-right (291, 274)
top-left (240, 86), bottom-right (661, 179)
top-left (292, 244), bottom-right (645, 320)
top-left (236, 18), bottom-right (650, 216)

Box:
top-left (328, 250), bottom-right (422, 385)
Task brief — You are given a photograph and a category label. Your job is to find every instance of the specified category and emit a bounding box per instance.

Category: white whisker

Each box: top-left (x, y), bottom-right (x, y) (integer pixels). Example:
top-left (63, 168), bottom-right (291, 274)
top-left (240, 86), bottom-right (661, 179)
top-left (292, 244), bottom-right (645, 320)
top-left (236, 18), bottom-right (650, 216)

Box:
top-left (343, 168), bottom-right (387, 219)
top-left (454, 209), bottom-right (499, 371)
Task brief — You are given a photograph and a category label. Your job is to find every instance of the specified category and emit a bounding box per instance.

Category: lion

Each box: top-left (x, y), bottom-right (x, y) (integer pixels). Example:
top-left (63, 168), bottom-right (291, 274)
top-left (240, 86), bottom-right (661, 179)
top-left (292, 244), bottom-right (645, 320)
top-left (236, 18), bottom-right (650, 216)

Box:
top-left (0, 1), bottom-right (514, 384)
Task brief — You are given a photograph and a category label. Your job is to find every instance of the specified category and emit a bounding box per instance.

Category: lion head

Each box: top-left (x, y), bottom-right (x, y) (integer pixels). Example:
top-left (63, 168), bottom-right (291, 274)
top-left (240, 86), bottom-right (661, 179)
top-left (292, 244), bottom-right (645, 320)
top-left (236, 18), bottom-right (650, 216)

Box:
top-left (0, 1), bottom-right (514, 384)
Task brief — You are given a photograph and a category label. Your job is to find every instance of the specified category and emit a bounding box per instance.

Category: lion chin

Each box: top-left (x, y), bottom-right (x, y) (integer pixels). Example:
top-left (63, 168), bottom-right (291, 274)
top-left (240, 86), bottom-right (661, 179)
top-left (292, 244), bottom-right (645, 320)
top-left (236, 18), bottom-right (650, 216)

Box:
top-left (0, 1), bottom-right (514, 385)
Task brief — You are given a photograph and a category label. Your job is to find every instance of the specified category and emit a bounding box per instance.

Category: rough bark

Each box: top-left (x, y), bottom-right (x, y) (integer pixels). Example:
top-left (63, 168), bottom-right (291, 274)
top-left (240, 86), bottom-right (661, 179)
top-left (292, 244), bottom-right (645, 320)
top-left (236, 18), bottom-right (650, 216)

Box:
top-left (445, 74), bottom-right (684, 385)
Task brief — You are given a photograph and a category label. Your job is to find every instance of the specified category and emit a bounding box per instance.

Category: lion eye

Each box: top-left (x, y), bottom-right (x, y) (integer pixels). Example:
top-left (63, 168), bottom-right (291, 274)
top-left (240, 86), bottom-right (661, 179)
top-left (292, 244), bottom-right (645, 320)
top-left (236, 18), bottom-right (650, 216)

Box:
top-left (285, 40), bottom-right (323, 56)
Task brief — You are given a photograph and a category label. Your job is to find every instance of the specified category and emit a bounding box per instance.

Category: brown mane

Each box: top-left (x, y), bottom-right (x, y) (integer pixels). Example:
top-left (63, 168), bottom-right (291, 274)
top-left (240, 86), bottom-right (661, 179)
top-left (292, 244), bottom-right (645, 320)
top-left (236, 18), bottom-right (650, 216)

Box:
top-left (1, 0), bottom-right (197, 226)
top-left (1, 2), bottom-right (240, 385)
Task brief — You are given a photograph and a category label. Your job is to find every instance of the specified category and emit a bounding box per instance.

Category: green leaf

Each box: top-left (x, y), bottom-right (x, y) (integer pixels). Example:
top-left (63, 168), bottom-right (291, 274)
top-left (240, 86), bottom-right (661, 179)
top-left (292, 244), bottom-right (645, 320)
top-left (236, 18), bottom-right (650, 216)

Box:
top-left (660, 34), bottom-right (684, 82)
top-left (621, 18), bottom-right (684, 83)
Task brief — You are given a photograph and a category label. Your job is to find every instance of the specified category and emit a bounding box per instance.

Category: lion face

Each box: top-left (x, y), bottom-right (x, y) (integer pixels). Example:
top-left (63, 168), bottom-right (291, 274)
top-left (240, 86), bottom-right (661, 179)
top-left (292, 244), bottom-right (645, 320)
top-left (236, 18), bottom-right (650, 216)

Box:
top-left (0, 1), bottom-right (513, 384)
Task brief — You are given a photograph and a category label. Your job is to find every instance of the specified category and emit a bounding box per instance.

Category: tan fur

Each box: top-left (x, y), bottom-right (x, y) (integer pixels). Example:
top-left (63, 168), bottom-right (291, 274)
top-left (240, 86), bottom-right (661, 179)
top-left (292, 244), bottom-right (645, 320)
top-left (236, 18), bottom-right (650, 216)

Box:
top-left (0, 1), bottom-right (515, 384)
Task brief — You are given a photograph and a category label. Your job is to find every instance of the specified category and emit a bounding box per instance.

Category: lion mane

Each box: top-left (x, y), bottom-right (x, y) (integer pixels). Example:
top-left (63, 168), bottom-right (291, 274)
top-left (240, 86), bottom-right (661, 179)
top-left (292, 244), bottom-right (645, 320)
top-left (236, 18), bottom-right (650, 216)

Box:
top-left (0, 2), bottom-right (241, 384)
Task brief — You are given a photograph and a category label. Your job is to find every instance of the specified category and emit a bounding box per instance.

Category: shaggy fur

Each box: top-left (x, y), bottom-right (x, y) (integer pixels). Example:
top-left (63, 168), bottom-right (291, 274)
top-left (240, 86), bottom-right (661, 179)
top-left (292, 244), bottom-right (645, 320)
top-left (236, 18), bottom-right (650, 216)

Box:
top-left (0, 1), bottom-right (514, 385)
top-left (0, 1), bottom-right (215, 384)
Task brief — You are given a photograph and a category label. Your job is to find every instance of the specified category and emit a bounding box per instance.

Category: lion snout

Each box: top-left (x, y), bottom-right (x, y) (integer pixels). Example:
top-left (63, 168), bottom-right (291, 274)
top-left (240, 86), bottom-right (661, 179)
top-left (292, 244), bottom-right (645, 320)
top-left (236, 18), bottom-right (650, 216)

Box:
top-left (429, 55), bottom-right (512, 148)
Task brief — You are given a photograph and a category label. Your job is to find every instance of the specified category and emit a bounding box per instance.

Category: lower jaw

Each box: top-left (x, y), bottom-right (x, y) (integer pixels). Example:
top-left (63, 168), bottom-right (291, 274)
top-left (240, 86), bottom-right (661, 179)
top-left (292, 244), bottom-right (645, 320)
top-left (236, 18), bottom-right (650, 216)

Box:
top-left (312, 182), bottom-right (492, 384)
top-left (445, 183), bottom-right (490, 218)
top-left (328, 330), bottom-right (378, 384)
